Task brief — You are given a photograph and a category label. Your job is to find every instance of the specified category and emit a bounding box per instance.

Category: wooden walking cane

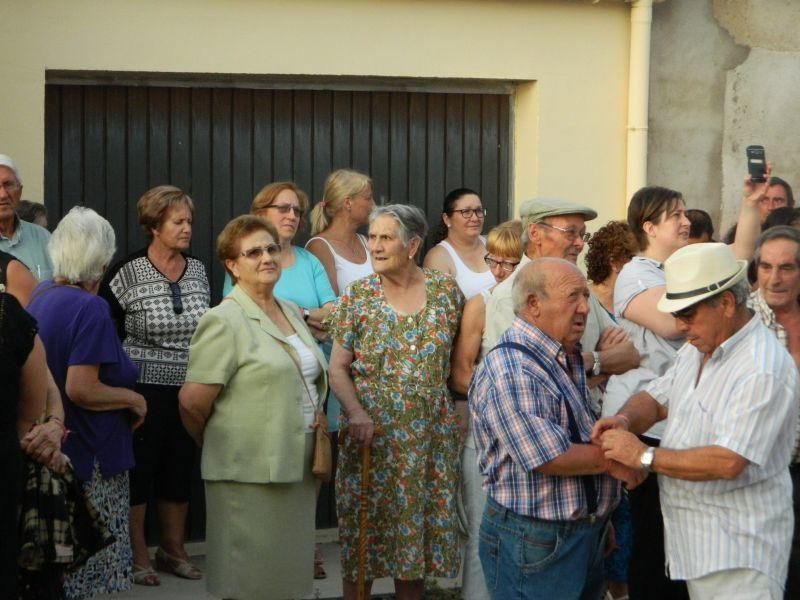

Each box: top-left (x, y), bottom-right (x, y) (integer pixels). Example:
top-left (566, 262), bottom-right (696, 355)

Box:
top-left (356, 440), bottom-right (372, 600)
top-left (341, 424), bottom-right (382, 600)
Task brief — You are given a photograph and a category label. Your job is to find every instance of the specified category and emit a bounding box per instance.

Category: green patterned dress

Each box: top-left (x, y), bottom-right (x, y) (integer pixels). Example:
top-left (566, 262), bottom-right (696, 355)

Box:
top-left (327, 269), bottom-right (464, 581)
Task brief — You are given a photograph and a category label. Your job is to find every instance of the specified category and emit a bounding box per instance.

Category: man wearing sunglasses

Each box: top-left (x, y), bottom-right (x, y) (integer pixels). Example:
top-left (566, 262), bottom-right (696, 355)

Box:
top-left (484, 198), bottom-right (640, 403)
top-left (593, 243), bottom-right (798, 599)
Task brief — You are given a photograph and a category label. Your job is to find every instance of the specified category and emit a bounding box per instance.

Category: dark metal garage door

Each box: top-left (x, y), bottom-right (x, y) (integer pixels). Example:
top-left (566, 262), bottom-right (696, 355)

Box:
top-left (44, 79), bottom-right (512, 535)
top-left (45, 82), bottom-right (511, 301)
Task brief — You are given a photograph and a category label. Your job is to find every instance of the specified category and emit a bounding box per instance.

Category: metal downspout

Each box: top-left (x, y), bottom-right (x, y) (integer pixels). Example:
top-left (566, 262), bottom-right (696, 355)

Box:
top-left (626, 0), bottom-right (653, 205)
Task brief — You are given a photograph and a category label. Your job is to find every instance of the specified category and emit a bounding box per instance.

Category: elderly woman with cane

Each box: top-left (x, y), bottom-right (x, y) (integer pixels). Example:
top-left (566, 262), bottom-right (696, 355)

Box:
top-left (327, 204), bottom-right (464, 600)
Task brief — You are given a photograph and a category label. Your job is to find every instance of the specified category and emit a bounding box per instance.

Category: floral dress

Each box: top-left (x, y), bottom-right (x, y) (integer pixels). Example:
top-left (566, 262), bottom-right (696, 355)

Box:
top-left (328, 269), bottom-right (464, 581)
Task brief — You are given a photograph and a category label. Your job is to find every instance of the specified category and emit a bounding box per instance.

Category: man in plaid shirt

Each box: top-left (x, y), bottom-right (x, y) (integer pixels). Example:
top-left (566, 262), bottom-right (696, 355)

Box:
top-left (469, 258), bottom-right (643, 600)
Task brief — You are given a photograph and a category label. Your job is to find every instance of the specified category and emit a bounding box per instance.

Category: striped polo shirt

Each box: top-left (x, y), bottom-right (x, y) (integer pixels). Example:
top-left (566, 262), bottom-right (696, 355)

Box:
top-left (647, 315), bottom-right (799, 585)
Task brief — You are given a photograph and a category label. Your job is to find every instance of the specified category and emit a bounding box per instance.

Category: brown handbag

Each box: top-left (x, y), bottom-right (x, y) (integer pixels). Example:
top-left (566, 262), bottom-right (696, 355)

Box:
top-left (311, 409), bottom-right (333, 482)
top-left (280, 327), bottom-right (332, 482)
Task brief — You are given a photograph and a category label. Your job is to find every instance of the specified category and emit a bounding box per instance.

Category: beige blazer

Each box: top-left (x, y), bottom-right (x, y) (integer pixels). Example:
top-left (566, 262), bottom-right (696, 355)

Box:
top-left (185, 284), bottom-right (328, 484)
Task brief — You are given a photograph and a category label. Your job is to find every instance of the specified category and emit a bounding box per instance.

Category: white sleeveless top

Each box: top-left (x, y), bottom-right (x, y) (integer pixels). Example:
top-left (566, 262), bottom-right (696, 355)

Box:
top-left (305, 234), bottom-right (373, 294)
top-left (437, 239), bottom-right (495, 300)
top-left (285, 333), bottom-right (321, 428)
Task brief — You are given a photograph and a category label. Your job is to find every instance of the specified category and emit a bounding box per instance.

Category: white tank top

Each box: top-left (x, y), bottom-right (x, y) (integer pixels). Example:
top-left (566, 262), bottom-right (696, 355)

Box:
top-left (285, 334), bottom-right (321, 429)
top-left (437, 239), bottom-right (495, 300)
top-left (306, 234), bottom-right (373, 294)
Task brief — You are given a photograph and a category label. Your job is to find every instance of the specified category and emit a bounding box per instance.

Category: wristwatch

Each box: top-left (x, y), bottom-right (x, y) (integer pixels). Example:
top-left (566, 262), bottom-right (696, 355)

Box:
top-left (640, 446), bottom-right (656, 472)
top-left (590, 351), bottom-right (602, 377)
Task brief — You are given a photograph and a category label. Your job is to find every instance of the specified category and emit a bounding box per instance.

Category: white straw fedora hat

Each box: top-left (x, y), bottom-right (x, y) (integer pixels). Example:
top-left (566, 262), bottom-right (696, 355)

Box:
top-left (657, 242), bottom-right (748, 314)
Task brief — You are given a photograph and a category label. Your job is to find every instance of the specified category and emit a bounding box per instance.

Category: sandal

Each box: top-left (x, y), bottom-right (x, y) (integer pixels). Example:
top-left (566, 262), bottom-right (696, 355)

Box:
top-left (314, 545), bottom-right (327, 580)
top-left (133, 564), bottom-right (161, 586)
top-left (154, 547), bottom-right (202, 580)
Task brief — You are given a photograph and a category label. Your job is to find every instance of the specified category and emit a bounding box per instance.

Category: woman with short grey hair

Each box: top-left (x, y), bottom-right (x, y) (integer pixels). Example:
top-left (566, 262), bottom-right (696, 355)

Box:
top-left (27, 206), bottom-right (146, 599)
top-left (327, 203), bottom-right (465, 599)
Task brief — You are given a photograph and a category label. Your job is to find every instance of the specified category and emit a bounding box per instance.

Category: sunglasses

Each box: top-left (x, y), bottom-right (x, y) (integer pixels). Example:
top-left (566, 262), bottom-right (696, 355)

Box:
top-left (670, 301), bottom-right (706, 322)
top-left (240, 243), bottom-right (282, 260)
top-left (168, 282), bottom-right (183, 315)
top-left (265, 204), bottom-right (305, 218)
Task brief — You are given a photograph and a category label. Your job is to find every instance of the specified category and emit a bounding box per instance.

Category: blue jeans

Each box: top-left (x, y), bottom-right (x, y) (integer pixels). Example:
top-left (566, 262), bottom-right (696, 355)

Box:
top-left (478, 496), bottom-right (608, 600)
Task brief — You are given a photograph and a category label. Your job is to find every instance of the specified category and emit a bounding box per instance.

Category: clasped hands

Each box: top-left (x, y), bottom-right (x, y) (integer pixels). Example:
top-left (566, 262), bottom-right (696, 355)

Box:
top-left (591, 415), bottom-right (648, 490)
top-left (20, 420), bottom-right (68, 474)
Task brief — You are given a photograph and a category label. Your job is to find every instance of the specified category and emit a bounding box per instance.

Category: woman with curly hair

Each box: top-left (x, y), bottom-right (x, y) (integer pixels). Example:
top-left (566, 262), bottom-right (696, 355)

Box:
top-left (585, 220), bottom-right (638, 318)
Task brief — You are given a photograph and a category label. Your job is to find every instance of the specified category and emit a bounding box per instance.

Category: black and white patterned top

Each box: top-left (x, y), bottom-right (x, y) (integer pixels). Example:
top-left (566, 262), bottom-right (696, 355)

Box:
top-left (100, 248), bottom-right (210, 386)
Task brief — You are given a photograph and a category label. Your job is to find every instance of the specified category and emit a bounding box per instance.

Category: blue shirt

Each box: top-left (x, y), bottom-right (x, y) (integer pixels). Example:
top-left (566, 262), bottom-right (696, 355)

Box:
top-left (222, 246), bottom-right (335, 309)
top-left (0, 216), bottom-right (52, 280)
top-left (469, 316), bottom-right (619, 520)
top-left (27, 282), bottom-right (137, 481)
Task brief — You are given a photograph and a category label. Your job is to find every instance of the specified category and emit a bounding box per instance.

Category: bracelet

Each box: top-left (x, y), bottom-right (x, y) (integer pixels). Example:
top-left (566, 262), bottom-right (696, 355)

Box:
top-left (45, 415), bottom-right (70, 444)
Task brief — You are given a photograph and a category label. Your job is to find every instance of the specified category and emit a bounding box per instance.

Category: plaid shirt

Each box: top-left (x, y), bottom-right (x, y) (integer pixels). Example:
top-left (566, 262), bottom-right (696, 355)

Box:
top-left (469, 317), bottom-right (619, 520)
top-left (748, 288), bottom-right (800, 462)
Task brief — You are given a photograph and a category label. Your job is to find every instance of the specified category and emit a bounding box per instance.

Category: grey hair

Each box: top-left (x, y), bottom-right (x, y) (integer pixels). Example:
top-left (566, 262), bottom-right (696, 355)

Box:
top-left (705, 277), bottom-right (750, 308)
top-left (753, 225), bottom-right (800, 267)
top-left (369, 204), bottom-right (429, 249)
top-left (511, 257), bottom-right (577, 315)
top-left (49, 206), bottom-right (116, 284)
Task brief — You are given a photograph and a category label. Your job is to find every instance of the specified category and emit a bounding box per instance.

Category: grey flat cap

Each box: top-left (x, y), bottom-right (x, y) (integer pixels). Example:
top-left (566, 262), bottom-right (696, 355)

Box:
top-left (519, 197), bottom-right (597, 223)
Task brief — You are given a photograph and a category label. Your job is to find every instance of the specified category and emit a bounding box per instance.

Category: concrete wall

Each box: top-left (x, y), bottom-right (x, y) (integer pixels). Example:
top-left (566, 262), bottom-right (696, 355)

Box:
top-left (0, 0), bottom-right (632, 227)
top-left (648, 0), bottom-right (800, 233)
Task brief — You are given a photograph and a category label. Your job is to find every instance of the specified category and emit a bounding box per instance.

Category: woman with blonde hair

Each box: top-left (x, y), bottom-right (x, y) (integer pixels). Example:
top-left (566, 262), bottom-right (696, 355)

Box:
top-left (306, 169), bottom-right (374, 297)
top-left (449, 220), bottom-right (522, 600)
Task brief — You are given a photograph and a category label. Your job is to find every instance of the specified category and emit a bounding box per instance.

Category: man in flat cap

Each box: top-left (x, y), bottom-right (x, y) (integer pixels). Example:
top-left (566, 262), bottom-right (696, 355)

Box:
top-left (0, 154), bottom-right (52, 280)
top-left (483, 198), bottom-right (639, 393)
top-left (594, 242), bottom-right (799, 599)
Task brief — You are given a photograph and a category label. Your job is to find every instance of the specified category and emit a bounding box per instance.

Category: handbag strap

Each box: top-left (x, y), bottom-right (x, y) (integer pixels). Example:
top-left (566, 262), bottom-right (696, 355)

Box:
top-left (491, 341), bottom-right (598, 516)
top-left (223, 296), bottom-right (323, 414)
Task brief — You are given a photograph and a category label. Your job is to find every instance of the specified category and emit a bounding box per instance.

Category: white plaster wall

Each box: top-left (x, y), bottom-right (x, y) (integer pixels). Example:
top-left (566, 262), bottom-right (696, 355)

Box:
top-left (647, 0), bottom-right (747, 228)
top-left (0, 0), bottom-right (632, 226)
top-left (649, 0), bottom-right (800, 235)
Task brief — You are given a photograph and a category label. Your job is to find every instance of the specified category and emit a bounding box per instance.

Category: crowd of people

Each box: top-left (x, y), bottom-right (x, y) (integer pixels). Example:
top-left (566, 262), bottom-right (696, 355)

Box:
top-left (1, 146), bottom-right (800, 600)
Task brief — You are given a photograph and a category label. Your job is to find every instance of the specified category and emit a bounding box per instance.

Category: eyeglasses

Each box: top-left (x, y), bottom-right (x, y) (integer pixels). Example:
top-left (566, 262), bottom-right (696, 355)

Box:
top-left (167, 282), bottom-right (183, 315)
top-left (537, 221), bottom-right (591, 243)
top-left (449, 207), bottom-right (486, 219)
top-left (484, 254), bottom-right (520, 273)
top-left (265, 204), bottom-right (305, 218)
top-left (0, 181), bottom-right (21, 193)
top-left (240, 243), bottom-right (281, 260)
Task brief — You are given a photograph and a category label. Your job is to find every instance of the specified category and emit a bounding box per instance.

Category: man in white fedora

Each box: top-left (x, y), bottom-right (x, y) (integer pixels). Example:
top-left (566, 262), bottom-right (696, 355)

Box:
top-left (591, 242), bottom-right (799, 599)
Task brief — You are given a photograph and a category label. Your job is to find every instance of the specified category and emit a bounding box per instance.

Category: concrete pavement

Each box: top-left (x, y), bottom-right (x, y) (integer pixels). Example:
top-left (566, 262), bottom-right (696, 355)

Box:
top-left (96, 529), bottom-right (461, 599)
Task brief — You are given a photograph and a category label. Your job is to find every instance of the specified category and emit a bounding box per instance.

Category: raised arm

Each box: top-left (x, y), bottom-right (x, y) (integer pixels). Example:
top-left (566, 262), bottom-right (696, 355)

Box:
top-left (622, 286), bottom-right (683, 340)
top-left (730, 165), bottom-right (772, 261)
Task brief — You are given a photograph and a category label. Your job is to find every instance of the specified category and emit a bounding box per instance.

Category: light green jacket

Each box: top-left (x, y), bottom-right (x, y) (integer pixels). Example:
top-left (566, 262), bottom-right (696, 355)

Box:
top-left (185, 284), bottom-right (328, 484)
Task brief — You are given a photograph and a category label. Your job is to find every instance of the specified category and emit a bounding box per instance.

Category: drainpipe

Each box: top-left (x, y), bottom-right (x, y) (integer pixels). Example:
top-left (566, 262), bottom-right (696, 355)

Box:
top-left (626, 0), bottom-right (653, 205)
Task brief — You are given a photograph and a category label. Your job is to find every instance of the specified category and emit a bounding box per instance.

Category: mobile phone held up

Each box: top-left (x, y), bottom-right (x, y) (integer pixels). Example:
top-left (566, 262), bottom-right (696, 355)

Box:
top-left (746, 145), bottom-right (767, 183)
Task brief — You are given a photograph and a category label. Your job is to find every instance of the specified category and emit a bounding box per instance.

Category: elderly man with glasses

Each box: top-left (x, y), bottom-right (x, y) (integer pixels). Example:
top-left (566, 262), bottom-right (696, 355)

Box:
top-left (594, 243), bottom-right (799, 599)
top-left (484, 198), bottom-right (639, 405)
top-left (0, 154), bottom-right (53, 280)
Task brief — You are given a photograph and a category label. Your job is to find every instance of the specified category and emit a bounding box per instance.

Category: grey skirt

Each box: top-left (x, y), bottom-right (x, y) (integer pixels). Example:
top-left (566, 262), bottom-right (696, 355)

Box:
top-left (205, 433), bottom-right (315, 600)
